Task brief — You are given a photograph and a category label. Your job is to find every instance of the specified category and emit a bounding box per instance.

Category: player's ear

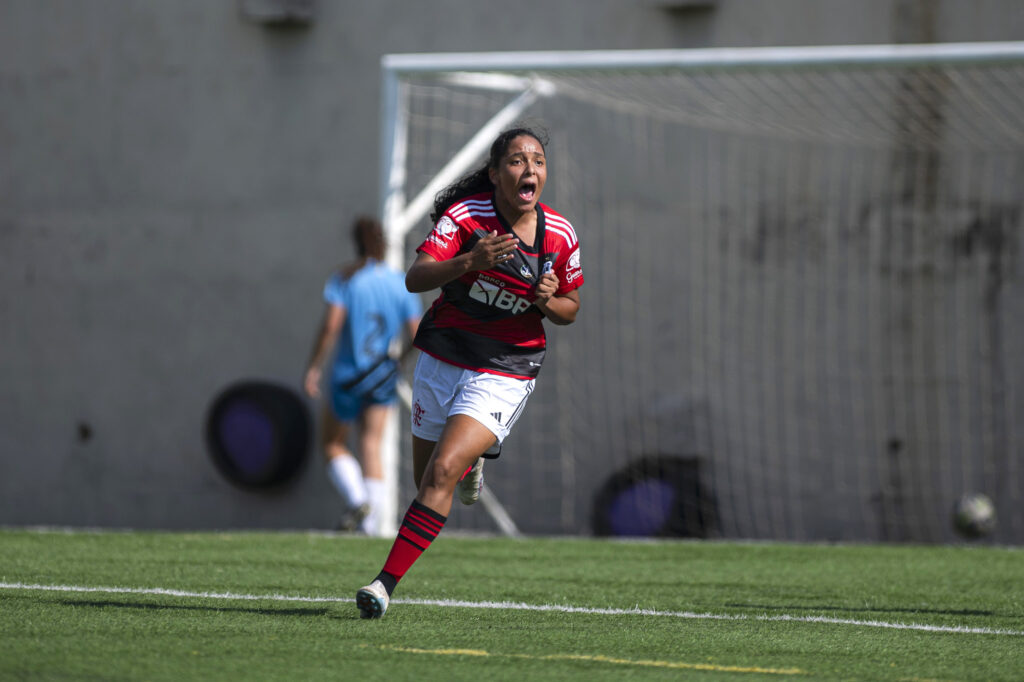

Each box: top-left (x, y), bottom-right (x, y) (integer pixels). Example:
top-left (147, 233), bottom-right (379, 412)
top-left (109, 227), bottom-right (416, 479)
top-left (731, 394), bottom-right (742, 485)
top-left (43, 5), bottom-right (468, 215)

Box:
top-left (488, 166), bottom-right (497, 186)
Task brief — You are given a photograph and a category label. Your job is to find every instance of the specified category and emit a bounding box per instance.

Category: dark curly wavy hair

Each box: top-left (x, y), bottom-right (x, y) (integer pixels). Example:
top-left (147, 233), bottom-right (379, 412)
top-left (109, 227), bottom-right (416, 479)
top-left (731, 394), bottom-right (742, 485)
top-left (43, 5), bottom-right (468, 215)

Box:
top-left (429, 126), bottom-right (549, 224)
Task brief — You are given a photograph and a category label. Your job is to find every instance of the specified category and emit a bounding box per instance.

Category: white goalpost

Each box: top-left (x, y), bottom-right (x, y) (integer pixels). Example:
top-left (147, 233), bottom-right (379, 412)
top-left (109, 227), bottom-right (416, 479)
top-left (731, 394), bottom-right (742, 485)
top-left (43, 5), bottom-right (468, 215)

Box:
top-left (378, 42), bottom-right (1024, 542)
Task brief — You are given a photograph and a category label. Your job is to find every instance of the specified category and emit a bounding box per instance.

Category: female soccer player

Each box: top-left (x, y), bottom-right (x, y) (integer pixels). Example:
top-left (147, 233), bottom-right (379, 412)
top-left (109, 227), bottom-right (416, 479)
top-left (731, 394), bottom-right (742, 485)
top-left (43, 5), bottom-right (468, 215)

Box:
top-left (356, 127), bottom-right (584, 618)
top-left (304, 216), bottom-right (421, 535)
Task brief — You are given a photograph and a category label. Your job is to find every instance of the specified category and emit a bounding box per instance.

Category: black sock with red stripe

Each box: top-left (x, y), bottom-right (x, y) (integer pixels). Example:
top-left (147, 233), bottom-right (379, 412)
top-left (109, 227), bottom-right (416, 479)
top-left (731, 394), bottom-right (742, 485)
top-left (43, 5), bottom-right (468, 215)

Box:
top-left (374, 499), bottom-right (447, 596)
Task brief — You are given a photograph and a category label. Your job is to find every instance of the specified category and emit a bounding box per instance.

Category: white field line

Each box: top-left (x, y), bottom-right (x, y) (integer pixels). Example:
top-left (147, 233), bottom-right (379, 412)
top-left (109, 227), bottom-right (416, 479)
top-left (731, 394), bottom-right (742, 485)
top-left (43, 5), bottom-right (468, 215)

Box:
top-left (2, 581), bottom-right (1021, 637)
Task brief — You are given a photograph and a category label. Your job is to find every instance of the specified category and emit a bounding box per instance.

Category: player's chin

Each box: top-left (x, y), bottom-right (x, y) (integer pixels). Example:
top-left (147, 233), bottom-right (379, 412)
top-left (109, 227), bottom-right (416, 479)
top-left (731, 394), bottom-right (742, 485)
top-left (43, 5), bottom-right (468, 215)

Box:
top-left (513, 198), bottom-right (538, 213)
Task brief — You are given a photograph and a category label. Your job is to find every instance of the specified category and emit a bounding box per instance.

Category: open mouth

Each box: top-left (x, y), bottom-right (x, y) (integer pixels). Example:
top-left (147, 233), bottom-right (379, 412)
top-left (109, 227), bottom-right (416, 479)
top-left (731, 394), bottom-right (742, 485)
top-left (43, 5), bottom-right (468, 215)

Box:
top-left (517, 182), bottom-right (537, 202)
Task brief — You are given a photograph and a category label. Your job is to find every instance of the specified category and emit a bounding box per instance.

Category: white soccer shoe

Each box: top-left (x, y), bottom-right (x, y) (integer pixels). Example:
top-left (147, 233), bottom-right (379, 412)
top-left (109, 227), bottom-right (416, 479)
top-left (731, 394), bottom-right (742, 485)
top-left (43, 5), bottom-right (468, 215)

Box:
top-left (456, 457), bottom-right (484, 505)
top-left (356, 579), bottom-right (389, 619)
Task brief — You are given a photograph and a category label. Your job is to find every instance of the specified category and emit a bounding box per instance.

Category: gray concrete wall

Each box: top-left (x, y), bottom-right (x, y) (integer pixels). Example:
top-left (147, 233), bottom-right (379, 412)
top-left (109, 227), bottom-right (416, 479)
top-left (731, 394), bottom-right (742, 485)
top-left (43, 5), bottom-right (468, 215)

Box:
top-left (2, 0), bottom-right (1022, 532)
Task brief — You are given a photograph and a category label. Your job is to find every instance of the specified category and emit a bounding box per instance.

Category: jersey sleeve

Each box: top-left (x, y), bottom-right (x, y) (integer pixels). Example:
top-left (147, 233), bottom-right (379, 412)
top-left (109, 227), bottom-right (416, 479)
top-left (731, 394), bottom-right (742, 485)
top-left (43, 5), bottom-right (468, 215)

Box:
top-left (323, 273), bottom-right (349, 308)
top-left (555, 243), bottom-right (583, 295)
top-left (416, 212), bottom-right (467, 262)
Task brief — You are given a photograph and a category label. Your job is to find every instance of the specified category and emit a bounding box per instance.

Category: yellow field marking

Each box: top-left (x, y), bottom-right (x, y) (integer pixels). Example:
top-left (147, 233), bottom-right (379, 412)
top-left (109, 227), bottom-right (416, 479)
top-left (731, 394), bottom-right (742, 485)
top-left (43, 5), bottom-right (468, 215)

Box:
top-left (385, 646), bottom-right (490, 657)
top-left (360, 644), bottom-right (805, 675)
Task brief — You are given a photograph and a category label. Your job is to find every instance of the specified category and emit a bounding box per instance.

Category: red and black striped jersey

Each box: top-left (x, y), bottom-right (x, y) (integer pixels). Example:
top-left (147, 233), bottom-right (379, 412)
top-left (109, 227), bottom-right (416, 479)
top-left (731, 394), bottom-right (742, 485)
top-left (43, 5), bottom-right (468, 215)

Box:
top-left (413, 192), bottom-right (583, 380)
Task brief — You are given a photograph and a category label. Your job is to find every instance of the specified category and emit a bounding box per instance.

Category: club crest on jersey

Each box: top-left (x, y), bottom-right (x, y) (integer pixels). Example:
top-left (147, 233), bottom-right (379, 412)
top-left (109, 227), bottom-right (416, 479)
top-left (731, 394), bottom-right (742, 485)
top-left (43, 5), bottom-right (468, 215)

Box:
top-left (520, 264), bottom-right (533, 279)
top-left (469, 277), bottom-right (532, 314)
top-left (435, 215), bottom-right (458, 237)
top-left (427, 215), bottom-right (459, 247)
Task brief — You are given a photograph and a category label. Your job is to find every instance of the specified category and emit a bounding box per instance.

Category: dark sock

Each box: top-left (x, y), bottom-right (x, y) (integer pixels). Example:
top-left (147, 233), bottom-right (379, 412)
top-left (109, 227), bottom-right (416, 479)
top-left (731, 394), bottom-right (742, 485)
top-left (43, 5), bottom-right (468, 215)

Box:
top-left (374, 571), bottom-right (398, 596)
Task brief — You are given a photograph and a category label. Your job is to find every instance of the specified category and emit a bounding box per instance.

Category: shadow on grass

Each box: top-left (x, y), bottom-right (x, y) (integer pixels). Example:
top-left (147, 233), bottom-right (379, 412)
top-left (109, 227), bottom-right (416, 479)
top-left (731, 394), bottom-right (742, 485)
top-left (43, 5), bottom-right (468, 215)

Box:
top-left (725, 603), bottom-right (993, 617)
top-left (60, 598), bottom-right (331, 618)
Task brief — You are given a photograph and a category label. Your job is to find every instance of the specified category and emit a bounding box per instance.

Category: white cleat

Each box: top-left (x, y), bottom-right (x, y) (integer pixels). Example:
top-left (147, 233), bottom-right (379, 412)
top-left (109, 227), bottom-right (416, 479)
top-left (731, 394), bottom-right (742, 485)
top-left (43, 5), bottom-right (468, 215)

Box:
top-left (356, 579), bottom-right (389, 619)
top-left (456, 457), bottom-right (484, 505)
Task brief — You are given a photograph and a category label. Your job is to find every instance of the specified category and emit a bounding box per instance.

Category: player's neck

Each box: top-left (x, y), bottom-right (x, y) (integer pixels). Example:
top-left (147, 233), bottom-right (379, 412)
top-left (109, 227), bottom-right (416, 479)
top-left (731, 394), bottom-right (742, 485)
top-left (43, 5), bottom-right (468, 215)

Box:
top-left (497, 205), bottom-right (538, 244)
top-left (512, 219), bottom-right (536, 246)
top-left (342, 257), bottom-right (373, 279)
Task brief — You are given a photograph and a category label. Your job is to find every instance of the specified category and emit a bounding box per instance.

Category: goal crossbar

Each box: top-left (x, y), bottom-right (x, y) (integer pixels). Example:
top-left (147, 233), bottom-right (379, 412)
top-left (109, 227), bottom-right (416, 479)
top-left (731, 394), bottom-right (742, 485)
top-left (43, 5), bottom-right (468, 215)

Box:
top-left (383, 41), bottom-right (1024, 74)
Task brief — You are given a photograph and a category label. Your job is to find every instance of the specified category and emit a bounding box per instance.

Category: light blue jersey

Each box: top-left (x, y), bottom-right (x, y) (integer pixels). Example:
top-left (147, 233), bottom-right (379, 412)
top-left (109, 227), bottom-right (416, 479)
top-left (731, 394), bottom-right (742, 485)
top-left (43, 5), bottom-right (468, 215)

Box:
top-left (324, 259), bottom-right (421, 419)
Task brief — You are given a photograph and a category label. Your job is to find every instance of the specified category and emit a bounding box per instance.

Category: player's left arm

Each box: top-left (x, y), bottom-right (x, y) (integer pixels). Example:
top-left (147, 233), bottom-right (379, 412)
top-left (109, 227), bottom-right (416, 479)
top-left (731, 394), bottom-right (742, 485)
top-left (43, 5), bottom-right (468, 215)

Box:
top-left (304, 303), bottom-right (346, 398)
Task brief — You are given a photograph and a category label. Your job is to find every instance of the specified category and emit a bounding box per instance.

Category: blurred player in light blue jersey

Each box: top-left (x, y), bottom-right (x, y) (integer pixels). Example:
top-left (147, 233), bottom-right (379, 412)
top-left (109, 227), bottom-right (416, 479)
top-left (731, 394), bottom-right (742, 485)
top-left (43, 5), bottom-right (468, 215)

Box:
top-left (304, 216), bottom-right (421, 535)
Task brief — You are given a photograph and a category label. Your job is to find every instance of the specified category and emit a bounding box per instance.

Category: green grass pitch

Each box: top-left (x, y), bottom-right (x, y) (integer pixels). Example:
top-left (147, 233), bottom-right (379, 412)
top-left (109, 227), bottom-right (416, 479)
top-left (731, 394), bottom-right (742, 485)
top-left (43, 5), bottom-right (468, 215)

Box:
top-left (1, 528), bottom-right (1022, 681)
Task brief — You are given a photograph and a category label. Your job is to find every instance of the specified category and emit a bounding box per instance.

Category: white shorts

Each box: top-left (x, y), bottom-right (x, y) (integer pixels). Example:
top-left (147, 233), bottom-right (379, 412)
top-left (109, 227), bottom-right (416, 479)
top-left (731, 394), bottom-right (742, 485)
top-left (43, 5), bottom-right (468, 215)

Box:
top-left (410, 353), bottom-right (535, 457)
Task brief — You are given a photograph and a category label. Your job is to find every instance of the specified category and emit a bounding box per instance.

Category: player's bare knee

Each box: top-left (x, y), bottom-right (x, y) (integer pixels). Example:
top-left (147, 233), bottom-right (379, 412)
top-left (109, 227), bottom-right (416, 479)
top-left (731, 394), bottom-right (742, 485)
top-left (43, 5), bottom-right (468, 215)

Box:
top-left (423, 456), bottom-right (465, 490)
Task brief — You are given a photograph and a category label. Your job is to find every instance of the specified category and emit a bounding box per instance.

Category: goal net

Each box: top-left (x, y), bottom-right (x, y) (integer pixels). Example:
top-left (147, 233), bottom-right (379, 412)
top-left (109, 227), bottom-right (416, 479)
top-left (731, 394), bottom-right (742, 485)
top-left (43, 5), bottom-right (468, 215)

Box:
top-left (380, 43), bottom-right (1024, 543)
